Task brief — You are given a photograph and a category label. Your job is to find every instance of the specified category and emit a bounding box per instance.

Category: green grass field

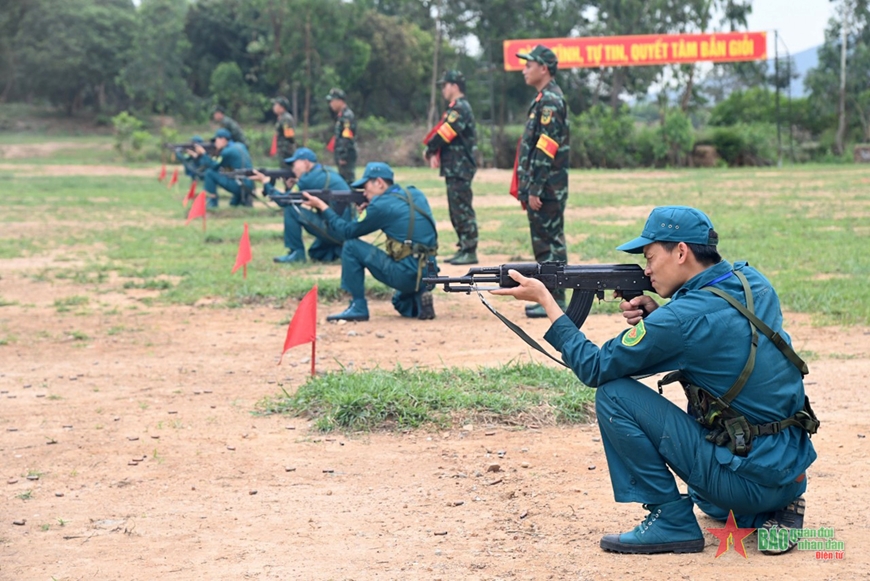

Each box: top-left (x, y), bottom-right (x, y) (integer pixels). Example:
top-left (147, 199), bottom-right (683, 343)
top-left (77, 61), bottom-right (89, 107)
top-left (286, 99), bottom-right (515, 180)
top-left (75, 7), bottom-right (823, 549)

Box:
top-left (2, 159), bottom-right (868, 325)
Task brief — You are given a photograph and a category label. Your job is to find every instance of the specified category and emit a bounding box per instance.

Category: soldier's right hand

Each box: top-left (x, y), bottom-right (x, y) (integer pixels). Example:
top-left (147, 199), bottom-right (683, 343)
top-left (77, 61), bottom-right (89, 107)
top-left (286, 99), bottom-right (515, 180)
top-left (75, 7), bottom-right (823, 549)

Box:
top-left (619, 295), bottom-right (658, 326)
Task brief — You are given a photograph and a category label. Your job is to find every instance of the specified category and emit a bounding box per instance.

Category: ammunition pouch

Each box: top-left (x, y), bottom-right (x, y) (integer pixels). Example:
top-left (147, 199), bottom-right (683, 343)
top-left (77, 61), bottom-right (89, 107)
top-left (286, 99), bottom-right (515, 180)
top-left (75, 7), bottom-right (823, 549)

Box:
top-left (660, 371), bottom-right (821, 457)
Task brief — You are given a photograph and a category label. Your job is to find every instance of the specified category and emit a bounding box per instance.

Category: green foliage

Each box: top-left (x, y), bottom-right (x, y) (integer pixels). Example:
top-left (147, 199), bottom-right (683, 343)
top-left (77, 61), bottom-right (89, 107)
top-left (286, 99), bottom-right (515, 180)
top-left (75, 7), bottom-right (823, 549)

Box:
top-left (209, 62), bottom-right (251, 118)
top-left (12, 0), bottom-right (136, 114)
top-left (573, 105), bottom-right (637, 169)
top-left (256, 363), bottom-right (594, 431)
top-left (118, 0), bottom-right (194, 115)
top-left (656, 109), bottom-right (695, 166)
top-left (709, 123), bottom-right (777, 166)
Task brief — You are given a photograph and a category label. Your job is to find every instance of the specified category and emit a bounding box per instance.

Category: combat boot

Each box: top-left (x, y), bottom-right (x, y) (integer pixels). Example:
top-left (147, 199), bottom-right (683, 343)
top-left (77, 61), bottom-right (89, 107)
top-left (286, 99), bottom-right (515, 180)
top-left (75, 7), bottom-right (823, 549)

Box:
top-left (448, 250), bottom-right (478, 265)
top-left (759, 496), bottom-right (806, 555)
top-left (326, 299), bottom-right (369, 322)
top-left (273, 251), bottom-right (307, 264)
top-left (600, 496), bottom-right (705, 554)
top-left (417, 291), bottom-right (435, 320)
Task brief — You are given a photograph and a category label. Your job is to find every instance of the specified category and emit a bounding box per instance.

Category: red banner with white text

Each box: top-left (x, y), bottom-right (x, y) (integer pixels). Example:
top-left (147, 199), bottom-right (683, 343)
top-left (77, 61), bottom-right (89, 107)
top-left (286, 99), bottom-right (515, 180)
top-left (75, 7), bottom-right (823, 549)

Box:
top-left (503, 32), bottom-right (767, 70)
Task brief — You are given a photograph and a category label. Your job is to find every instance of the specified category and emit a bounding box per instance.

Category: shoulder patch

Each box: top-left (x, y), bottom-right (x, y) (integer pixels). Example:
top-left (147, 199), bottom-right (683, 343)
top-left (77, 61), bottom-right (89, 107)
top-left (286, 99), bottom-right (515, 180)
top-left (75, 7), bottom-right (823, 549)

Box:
top-left (447, 110), bottom-right (459, 123)
top-left (621, 320), bottom-right (646, 347)
top-left (541, 107), bottom-right (554, 125)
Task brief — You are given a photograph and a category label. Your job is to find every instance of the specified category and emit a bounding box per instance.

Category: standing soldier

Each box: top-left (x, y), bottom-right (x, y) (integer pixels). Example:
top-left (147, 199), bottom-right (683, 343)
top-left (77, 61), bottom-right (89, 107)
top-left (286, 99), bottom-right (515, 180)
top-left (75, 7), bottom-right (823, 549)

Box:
top-left (325, 88), bottom-right (358, 184)
top-left (515, 45), bottom-right (570, 318)
top-left (212, 106), bottom-right (247, 148)
top-left (424, 70), bottom-right (478, 265)
top-left (272, 96), bottom-right (296, 168)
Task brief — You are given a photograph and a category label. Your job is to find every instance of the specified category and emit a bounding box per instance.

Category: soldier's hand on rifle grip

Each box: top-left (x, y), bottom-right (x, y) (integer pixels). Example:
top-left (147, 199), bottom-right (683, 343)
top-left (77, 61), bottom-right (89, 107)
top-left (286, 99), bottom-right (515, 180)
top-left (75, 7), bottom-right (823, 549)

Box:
top-left (193, 144), bottom-right (206, 156)
top-left (301, 191), bottom-right (328, 212)
top-left (250, 169), bottom-right (269, 184)
top-left (618, 295), bottom-right (658, 326)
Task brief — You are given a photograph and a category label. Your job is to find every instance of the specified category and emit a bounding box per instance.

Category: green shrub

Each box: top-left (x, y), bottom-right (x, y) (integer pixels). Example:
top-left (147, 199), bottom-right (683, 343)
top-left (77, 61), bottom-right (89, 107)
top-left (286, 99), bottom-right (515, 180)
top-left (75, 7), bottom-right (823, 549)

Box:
top-left (711, 123), bottom-right (778, 166)
top-left (572, 105), bottom-right (637, 169)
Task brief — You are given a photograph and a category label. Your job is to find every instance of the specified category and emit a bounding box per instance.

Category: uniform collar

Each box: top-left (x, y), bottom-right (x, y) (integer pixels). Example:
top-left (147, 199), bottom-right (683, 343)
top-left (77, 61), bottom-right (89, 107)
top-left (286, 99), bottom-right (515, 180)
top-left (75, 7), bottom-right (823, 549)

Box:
top-left (672, 260), bottom-right (732, 299)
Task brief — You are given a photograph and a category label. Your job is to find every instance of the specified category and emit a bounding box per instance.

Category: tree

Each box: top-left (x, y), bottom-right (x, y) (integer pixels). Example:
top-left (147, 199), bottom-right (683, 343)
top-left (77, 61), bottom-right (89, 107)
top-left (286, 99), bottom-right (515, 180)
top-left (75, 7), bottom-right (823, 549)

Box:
top-left (805, 0), bottom-right (870, 151)
top-left (118, 0), bottom-right (194, 115)
top-left (13, 0), bottom-right (136, 114)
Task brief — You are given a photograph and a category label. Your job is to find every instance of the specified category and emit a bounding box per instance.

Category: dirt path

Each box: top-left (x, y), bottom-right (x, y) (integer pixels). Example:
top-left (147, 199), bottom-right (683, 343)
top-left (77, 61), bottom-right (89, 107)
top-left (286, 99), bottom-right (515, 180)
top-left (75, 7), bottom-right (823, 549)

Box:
top-left (0, 260), bottom-right (866, 579)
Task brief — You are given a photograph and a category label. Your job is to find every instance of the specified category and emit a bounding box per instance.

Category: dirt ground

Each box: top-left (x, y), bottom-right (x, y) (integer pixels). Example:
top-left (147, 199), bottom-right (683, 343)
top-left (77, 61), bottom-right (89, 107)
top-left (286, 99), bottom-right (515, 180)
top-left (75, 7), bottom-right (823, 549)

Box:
top-left (2, 171), bottom-right (868, 580)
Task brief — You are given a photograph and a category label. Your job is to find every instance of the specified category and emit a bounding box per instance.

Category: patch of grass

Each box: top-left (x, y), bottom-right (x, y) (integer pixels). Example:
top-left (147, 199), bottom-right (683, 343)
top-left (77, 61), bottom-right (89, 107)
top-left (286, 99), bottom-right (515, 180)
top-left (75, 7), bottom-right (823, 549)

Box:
top-left (255, 362), bottom-right (594, 432)
top-left (67, 330), bottom-right (89, 341)
top-left (0, 297), bottom-right (19, 307)
top-left (54, 296), bottom-right (89, 308)
top-left (0, 335), bottom-right (17, 345)
top-left (16, 490), bottom-right (33, 500)
top-left (40, 524), bottom-right (50, 532)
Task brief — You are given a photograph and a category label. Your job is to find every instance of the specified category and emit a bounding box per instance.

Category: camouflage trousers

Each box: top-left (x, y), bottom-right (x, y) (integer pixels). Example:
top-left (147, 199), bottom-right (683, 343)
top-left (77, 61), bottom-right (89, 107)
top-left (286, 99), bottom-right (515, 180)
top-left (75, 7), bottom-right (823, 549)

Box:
top-left (446, 176), bottom-right (478, 252)
top-left (527, 197), bottom-right (567, 302)
top-left (337, 162), bottom-right (356, 185)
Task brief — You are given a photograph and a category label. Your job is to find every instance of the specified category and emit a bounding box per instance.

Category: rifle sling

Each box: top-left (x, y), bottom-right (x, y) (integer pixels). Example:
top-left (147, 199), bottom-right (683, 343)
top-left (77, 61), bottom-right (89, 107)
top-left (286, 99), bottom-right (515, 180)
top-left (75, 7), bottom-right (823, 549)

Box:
top-left (473, 288), bottom-right (568, 368)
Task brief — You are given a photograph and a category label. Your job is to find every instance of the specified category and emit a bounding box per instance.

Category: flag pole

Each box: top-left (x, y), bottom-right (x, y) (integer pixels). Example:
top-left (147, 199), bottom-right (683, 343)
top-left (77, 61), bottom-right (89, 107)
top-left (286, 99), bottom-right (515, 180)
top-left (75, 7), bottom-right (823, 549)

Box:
top-left (310, 341), bottom-right (316, 376)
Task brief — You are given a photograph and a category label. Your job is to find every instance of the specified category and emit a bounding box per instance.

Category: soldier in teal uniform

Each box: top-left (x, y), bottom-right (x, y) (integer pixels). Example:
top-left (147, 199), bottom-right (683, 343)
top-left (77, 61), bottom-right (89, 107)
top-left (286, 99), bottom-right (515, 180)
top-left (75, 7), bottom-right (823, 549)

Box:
top-left (424, 70), bottom-right (478, 266)
top-left (326, 88), bottom-right (357, 184)
top-left (212, 106), bottom-right (247, 148)
top-left (196, 128), bottom-right (254, 208)
top-left (249, 147), bottom-right (354, 264)
top-left (492, 206), bottom-right (819, 556)
top-left (174, 135), bottom-right (208, 181)
top-left (302, 162), bottom-right (438, 322)
top-left (516, 45), bottom-right (570, 319)
top-left (272, 97), bottom-right (296, 167)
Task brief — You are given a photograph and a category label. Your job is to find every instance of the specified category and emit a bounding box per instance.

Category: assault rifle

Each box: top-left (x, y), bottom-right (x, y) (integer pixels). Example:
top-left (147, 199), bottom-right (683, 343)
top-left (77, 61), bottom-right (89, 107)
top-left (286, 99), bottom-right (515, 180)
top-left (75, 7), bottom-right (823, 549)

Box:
top-left (165, 142), bottom-right (217, 156)
top-left (422, 261), bottom-right (654, 366)
top-left (226, 167), bottom-right (297, 182)
top-left (266, 189), bottom-right (367, 208)
top-left (423, 261), bottom-right (654, 329)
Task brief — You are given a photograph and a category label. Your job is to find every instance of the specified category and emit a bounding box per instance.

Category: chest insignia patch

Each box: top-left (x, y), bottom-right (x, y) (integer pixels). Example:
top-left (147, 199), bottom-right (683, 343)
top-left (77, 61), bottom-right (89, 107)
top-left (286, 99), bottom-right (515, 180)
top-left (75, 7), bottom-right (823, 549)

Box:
top-left (621, 320), bottom-right (646, 347)
top-left (447, 110), bottom-right (459, 123)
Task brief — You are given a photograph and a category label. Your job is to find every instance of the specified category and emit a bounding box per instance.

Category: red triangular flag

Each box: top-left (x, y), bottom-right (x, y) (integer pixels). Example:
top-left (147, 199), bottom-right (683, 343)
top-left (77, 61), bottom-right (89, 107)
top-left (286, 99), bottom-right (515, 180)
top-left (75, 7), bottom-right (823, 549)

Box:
top-left (325, 136), bottom-right (336, 153)
top-left (158, 164), bottom-right (167, 181)
top-left (183, 180), bottom-right (197, 207)
top-left (167, 168), bottom-right (178, 187)
top-left (185, 191), bottom-right (207, 231)
top-left (509, 137), bottom-right (526, 210)
top-left (279, 285), bottom-right (318, 369)
top-left (270, 133), bottom-right (278, 157)
top-left (231, 222), bottom-right (252, 278)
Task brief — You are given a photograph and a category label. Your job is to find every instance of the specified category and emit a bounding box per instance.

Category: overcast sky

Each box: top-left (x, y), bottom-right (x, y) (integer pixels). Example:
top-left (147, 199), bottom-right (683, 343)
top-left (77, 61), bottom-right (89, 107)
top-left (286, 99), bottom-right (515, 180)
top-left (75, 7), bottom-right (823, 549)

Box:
top-left (747, 0), bottom-right (836, 54)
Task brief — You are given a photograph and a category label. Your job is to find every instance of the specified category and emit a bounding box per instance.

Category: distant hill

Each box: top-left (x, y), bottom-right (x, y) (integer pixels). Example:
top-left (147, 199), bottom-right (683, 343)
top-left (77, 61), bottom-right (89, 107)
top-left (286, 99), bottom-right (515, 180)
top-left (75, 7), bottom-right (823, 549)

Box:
top-left (771, 45), bottom-right (819, 97)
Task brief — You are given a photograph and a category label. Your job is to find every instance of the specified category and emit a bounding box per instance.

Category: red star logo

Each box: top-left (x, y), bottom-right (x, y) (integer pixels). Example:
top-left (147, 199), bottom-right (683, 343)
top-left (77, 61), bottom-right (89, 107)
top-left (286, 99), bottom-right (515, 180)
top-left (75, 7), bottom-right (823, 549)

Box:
top-left (707, 510), bottom-right (756, 558)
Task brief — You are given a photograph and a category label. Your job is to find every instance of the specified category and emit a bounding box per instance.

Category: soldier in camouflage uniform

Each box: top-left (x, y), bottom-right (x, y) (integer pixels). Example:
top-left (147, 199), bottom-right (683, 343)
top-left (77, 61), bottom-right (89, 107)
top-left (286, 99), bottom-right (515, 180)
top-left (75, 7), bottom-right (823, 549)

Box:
top-left (212, 106), bottom-right (247, 148)
top-left (516, 45), bottom-right (570, 318)
top-left (272, 96), bottom-right (296, 168)
top-left (424, 70), bottom-right (478, 265)
top-left (326, 88), bottom-right (357, 184)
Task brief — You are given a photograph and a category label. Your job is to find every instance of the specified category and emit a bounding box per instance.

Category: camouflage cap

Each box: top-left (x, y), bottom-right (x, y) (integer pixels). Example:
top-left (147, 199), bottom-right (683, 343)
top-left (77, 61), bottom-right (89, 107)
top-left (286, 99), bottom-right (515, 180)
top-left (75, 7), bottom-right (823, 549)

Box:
top-left (212, 105), bottom-right (225, 114)
top-left (272, 96), bottom-right (291, 111)
top-left (516, 44), bottom-right (558, 75)
top-left (437, 70), bottom-right (466, 86)
top-left (325, 88), bottom-right (347, 102)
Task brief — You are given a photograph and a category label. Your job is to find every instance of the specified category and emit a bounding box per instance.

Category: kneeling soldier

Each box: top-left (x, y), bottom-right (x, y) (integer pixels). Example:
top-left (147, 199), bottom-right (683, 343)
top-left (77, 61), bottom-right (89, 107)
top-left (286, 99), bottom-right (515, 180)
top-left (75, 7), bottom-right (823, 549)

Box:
top-left (250, 147), bottom-right (354, 264)
top-left (302, 162), bottom-right (438, 321)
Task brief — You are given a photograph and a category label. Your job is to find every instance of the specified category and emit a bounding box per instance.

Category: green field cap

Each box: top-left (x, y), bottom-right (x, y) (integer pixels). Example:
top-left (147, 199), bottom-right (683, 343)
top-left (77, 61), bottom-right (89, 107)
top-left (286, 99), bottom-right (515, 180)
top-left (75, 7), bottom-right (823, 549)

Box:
top-left (437, 70), bottom-right (465, 85)
top-left (617, 206), bottom-right (717, 254)
top-left (516, 44), bottom-right (558, 73)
